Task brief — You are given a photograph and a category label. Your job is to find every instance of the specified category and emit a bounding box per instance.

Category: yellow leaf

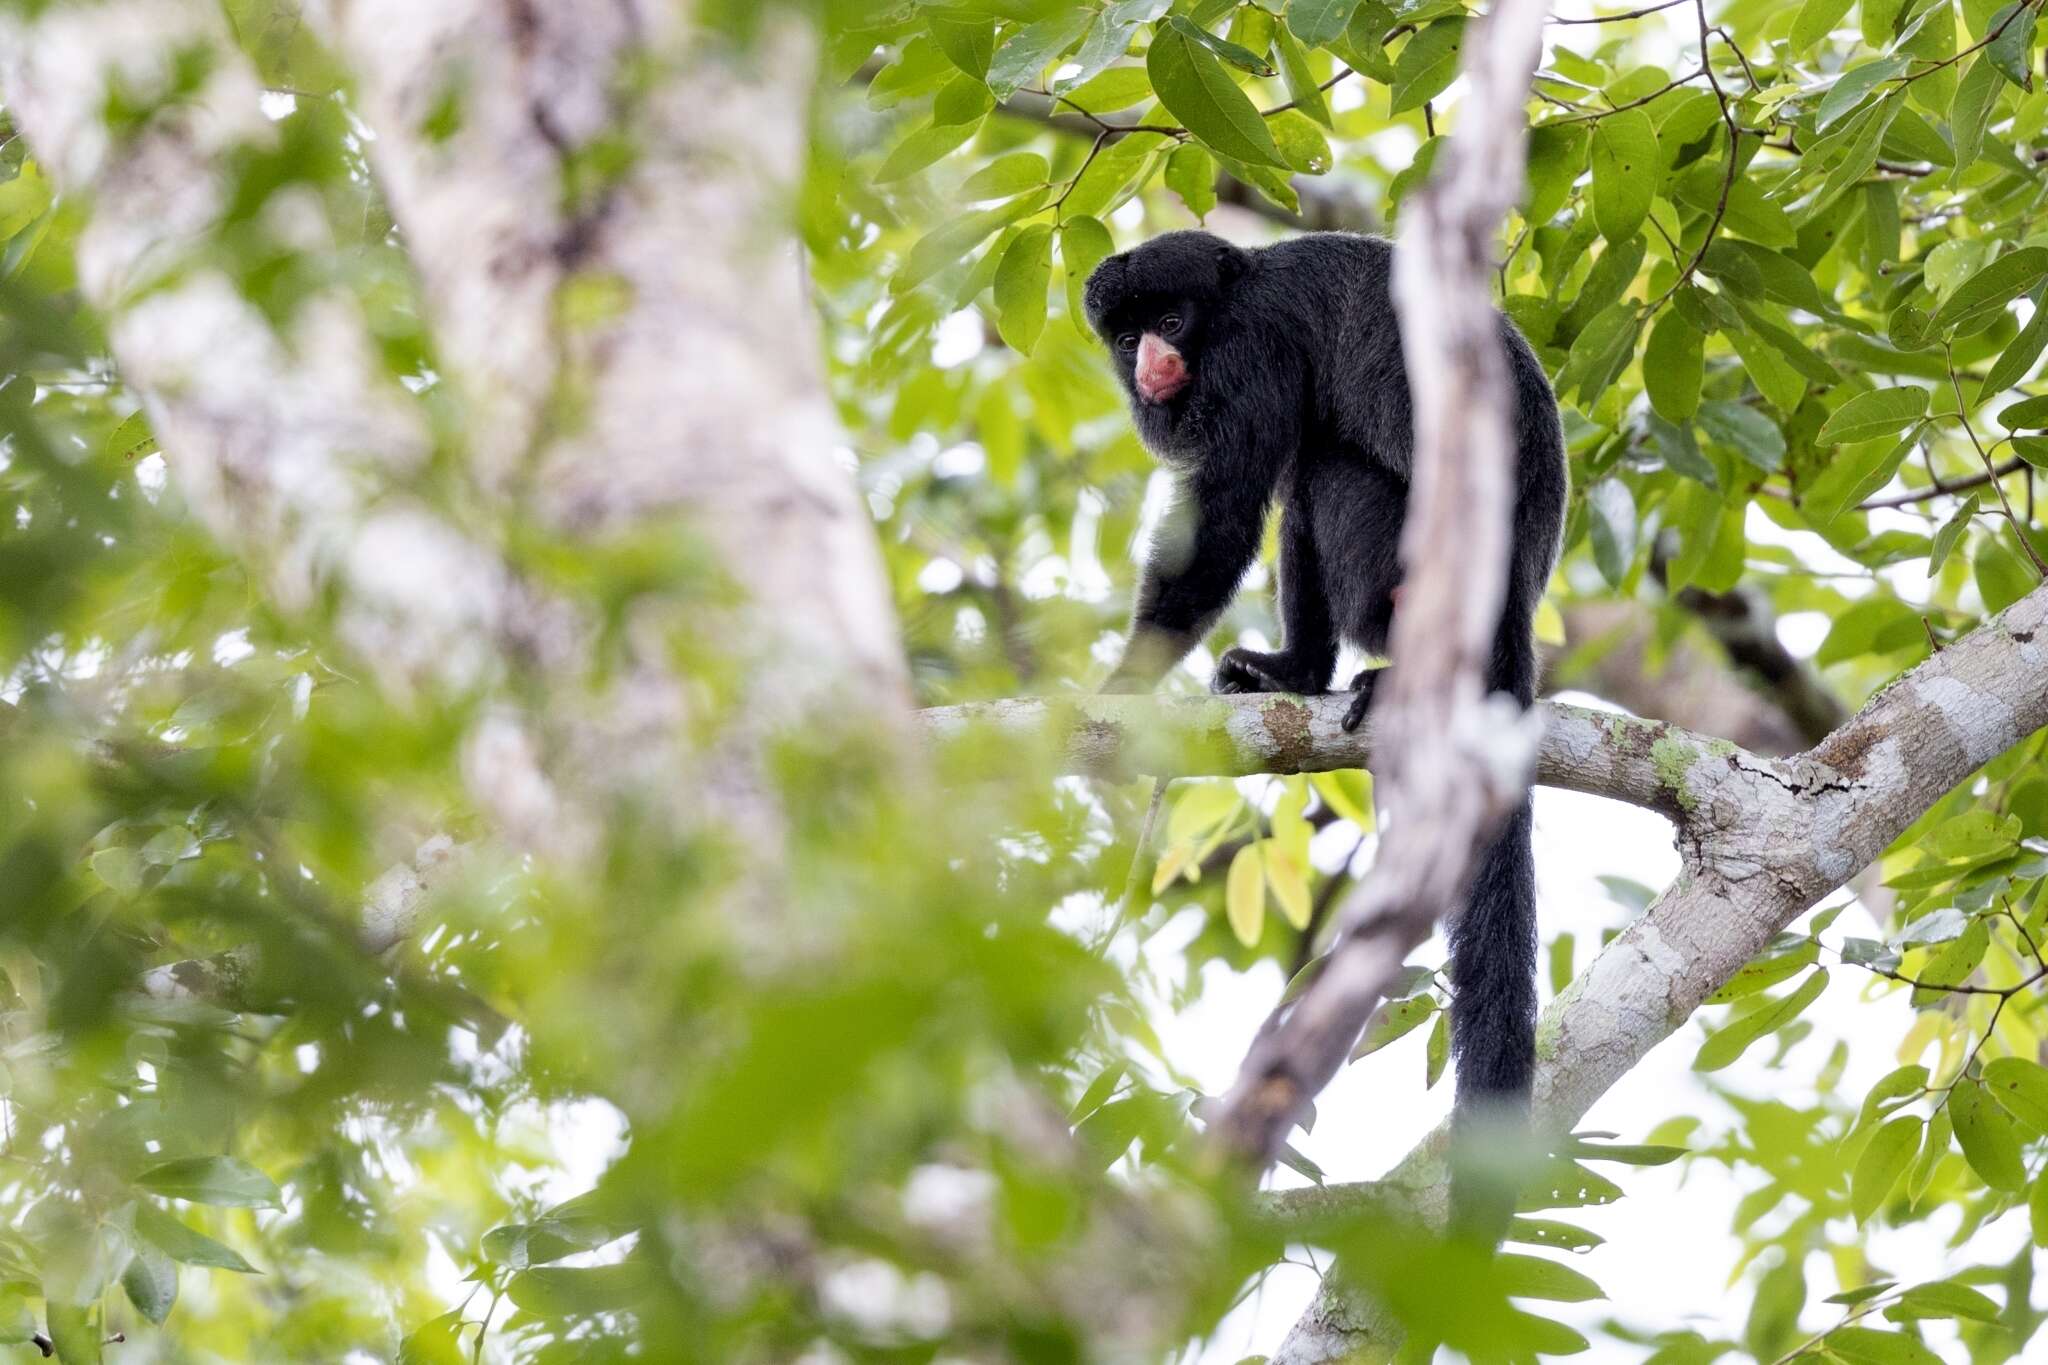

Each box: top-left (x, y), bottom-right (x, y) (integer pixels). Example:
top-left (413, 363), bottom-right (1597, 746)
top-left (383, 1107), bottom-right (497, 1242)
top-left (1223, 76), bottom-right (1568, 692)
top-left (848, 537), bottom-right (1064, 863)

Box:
top-left (1151, 842), bottom-right (1196, 894)
top-left (1227, 843), bottom-right (1266, 946)
top-left (1311, 770), bottom-right (1375, 831)
top-left (1266, 842), bottom-right (1312, 930)
top-left (1169, 782), bottom-right (1241, 844)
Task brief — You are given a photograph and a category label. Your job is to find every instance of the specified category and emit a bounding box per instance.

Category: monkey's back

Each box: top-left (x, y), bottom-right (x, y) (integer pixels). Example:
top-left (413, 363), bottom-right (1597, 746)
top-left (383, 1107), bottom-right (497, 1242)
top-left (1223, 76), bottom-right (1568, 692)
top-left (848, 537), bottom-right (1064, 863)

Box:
top-left (1246, 232), bottom-right (1560, 499)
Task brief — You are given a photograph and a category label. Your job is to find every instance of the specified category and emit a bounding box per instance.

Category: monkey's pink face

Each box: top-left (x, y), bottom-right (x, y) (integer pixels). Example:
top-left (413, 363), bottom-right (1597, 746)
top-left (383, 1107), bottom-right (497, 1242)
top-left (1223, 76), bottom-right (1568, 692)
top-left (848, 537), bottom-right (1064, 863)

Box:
top-left (1133, 332), bottom-right (1189, 404)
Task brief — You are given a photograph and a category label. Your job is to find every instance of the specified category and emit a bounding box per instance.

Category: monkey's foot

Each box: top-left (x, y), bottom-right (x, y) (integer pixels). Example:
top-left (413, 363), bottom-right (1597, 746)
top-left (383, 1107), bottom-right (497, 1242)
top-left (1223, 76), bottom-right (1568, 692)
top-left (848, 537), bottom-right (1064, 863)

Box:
top-left (1340, 667), bottom-right (1382, 732)
top-left (1212, 648), bottom-right (1323, 697)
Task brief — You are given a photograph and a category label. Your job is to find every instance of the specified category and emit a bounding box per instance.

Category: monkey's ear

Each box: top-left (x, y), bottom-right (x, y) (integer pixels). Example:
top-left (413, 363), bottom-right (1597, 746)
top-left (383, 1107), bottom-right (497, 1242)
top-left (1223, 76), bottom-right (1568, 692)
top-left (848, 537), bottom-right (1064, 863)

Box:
top-left (1215, 244), bottom-right (1249, 285)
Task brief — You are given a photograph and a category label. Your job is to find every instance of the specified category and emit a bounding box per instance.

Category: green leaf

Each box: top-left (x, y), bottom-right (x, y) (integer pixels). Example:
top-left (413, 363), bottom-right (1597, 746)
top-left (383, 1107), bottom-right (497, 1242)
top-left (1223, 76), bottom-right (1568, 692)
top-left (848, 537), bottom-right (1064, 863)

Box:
top-left (104, 410), bottom-right (158, 462)
top-left (987, 8), bottom-right (1096, 100)
top-left (1981, 1056), bottom-right (2048, 1133)
top-left (1061, 131), bottom-right (1168, 218)
top-left (1818, 57), bottom-right (1911, 131)
top-left (872, 120), bottom-right (974, 184)
top-left (1932, 247), bottom-right (2048, 335)
top-left (2033, 1173), bottom-right (2048, 1246)
top-left (1646, 411), bottom-right (1719, 487)
top-left (1053, 9), bottom-right (1148, 93)
top-left (1496, 1253), bottom-right (1604, 1303)
top-left (399, 1312), bottom-right (469, 1365)
top-left (45, 1303), bottom-right (101, 1365)
top-left (1851, 1115), bottom-right (1923, 1222)
top-left (130, 1203), bottom-right (257, 1272)
top-left (1558, 303), bottom-right (1642, 405)
top-left (1950, 56), bottom-right (2001, 186)
top-left (482, 1219), bottom-right (617, 1271)
top-left (1287, 0), bottom-right (1362, 47)
top-left (1976, 539), bottom-right (2036, 612)
top-left (1827, 1326), bottom-right (1945, 1365)
top-left (1559, 1138), bottom-right (1685, 1166)
top-left (1508, 1310), bottom-right (1592, 1356)
top-left (1226, 842), bottom-right (1265, 946)
top-left (1714, 179), bottom-right (1798, 249)
top-left (1589, 109), bottom-right (1658, 243)
top-left (934, 73), bottom-right (995, 126)
top-left (1354, 993), bottom-right (1437, 1058)
top-left (1693, 969), bottom-right (1828, 1072)
top-left (1929, 494), bottom-right (1978, 574)
top-left (1987, 0), bottom-right (2037, 89)
top-left (1390, 19), bottom-right (1467, 114)
top-left (1524, 123), bottom-right (1589, 225)
top-left (1164, 143), bottom-right (1218, 219)
top-left (1708, 940), bottom-right (1819, 1003)
top-left (1791, 0), bottom-right (1857, 51)
top-left (958, 151), bottom-right (1050, 202)
top-left (2000, 394), bottom-right (2048, 428)
top-left (1643, 312), bottom-right (1704, 423)
top-left (1816, 97), bottom-right (1904, 209)
top-left (993, 225), bottom-right (1053, 355)
top-left (1886, 1280), bottom-right (2001, 1322)
top-left (120, 1241), bottom-right (178, 1326)
top-left (91, 846), bottom-right (144, 895)
top-left (1060, 66), bottom-right (1154, 114)
top-left (1699, 399), bottom-right (1786, 472)
top-left (1424, 1007), bottom-right (1449, 1088)
top-left (1060, 215), bottom-right (1115, 326)
top-left (506, 1262), bottom-right (655, 1317)
top-left (1816, 387), bottom-right (1929, 444)
top-left (1979, 285), bottom-right (2048, 400)
top-left (1274, 24), bottom-right (1333, 128)
top-left (1147, 20), bottom-right (1286, 166)
top-left (137, 1156), bottom-right (282, 1209)
top-left (1950, 1078), bottom-right (2027, 1190)
top-left (1817, 594), bottom-right (1919, 666)
top-left (895, 190), bottom-right (1050, 293)
top-left (1270, 109), bottom-right (1332, 174)
top-left (0, 161), bottom-right (52, 242)
top-left (1585, 478), bottom-right (1637, 586)
top-left (1177, 14), bottom-right (1277, 76)
top-left (1507, 1218), bottom-right (1604, 1252)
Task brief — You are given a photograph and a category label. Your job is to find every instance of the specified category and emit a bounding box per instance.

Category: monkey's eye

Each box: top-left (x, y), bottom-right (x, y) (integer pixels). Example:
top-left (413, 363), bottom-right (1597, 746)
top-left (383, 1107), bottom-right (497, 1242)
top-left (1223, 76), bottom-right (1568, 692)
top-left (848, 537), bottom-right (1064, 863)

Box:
top-left (1116, 332), bottom-right (1140, 353)
top-left (1160, 313), bottom-right (1184, 335)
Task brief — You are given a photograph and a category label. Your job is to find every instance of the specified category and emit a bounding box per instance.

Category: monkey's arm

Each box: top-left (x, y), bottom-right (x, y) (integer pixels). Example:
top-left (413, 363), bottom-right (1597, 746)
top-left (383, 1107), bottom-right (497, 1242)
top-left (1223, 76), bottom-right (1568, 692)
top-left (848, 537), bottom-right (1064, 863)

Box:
top-left (1101, 462), bottom-right (1271, 692)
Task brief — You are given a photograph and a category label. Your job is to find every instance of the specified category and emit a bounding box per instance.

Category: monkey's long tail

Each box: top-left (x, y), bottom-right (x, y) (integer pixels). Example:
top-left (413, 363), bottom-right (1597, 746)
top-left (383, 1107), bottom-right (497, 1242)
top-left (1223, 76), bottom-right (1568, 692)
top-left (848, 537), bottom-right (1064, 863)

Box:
top-left (1445, 796), bottom-right (1539, 1237)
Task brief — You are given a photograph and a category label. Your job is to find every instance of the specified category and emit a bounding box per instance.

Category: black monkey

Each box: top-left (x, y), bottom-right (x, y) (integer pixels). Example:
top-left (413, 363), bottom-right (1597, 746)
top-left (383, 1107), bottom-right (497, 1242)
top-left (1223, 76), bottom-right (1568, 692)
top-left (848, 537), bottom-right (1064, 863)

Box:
top-left (1084, 230), bottom-right (1567, 1209)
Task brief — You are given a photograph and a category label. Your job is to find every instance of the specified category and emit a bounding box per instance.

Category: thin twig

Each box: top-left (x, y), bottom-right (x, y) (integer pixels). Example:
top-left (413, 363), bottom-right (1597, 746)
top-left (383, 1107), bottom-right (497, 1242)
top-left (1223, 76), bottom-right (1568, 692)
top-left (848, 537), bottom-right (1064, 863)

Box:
top-left (1545, 65), bottom-right (1706, 124)
top-left (1649, 0), bottom-right (1737, 312)
top-left (1946, 344), bottom-right (2048, 575)
top-left (1854, 456), bottom-right (2028, 511)
top-left (1549, 0), bottom-right (1689, 23)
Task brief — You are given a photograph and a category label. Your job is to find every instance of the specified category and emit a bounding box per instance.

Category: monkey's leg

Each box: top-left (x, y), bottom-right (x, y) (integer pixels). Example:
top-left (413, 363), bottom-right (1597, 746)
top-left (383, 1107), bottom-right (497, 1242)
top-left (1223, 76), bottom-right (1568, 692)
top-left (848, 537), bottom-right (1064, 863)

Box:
top-left (1102, 459), bottom-right (1273, 692)
top-left (1213, 495), bottom-right (1337, 697)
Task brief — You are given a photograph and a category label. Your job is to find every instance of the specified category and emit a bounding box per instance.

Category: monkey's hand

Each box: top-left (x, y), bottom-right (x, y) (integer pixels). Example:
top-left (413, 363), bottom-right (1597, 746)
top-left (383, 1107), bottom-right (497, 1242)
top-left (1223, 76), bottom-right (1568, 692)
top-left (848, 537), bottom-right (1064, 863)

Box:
top-left (1340, 666), bottom-right (1382, 732)
top-left (1212, 647), bottom-right (1322, 697)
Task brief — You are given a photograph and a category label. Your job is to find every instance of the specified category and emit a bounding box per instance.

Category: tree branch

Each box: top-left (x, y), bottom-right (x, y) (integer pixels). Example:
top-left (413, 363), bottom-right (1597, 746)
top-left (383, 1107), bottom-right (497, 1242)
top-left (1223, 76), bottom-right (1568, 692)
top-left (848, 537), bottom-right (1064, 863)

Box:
top-left (1204, 0), bottom-right (1556, 1171)
top-left (921, 694), bottom-right (1719, 820)
top-left (1272, 580), bottom-right (2048, 1361)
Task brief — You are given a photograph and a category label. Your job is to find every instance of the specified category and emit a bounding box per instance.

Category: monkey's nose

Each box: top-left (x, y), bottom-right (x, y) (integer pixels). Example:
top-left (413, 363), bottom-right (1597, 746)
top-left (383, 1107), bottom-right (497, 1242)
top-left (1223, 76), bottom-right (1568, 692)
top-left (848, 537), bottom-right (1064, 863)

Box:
top-left (1136, 355), bottom-right (1187, 402)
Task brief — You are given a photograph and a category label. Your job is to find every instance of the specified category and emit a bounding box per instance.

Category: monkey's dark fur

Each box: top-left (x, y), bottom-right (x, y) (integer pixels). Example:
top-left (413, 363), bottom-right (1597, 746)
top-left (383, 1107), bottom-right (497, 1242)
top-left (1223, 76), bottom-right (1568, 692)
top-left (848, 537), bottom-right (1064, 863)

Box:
top-left (1084, 230), bottom-right (1567, 1205)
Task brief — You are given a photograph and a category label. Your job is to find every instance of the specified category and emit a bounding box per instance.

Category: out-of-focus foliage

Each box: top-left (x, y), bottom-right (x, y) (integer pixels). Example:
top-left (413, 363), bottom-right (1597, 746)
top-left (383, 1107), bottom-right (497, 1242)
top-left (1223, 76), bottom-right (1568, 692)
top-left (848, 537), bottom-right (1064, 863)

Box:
top-left (0, 0), bottom-right (2045, 1359)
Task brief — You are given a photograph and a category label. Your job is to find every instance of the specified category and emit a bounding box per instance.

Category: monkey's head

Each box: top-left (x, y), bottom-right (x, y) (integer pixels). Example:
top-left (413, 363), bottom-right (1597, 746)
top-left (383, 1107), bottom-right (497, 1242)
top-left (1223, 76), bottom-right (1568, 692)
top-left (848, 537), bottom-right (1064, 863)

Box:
top-left (1083, 230), bottom-right (1249, 408)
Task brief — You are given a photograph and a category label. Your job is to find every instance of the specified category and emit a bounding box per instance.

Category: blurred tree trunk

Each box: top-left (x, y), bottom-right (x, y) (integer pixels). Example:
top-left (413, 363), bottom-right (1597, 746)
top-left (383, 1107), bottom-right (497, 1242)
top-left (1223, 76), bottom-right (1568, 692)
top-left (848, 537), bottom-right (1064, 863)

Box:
top-left (3, 1), bottom-right (910, 881)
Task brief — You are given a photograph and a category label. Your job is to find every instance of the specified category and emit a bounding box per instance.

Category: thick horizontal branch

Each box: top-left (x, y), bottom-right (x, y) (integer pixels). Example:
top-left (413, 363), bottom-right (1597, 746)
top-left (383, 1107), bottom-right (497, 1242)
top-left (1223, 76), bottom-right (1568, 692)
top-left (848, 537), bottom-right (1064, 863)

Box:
top-left (1275, 581), bottom-right (2048, 1361)
top-left (919, 693), bottom-right (1713, 821)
